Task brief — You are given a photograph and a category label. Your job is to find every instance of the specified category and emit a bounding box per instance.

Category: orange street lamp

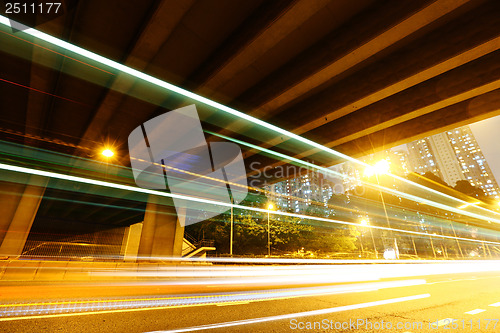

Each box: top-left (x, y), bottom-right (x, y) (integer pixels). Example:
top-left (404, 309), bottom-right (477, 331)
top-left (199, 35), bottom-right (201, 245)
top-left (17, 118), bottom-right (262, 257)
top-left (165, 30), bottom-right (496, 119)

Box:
top-left (101, 148), bottom-right (115, 158)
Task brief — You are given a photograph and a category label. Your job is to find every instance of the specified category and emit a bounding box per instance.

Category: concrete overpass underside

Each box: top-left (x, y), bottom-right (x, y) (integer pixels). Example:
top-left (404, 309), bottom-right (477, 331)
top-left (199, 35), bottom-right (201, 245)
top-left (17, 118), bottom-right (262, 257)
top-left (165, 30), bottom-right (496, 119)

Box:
top-left (1, 0), bottom-right (500, 257)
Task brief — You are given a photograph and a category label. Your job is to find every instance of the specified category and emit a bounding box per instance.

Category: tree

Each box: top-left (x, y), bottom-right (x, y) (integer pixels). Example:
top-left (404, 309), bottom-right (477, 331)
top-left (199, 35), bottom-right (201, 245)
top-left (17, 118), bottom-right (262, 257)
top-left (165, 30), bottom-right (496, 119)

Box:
top-left (308, 225), bottom-right (359, 253)
top-left (454, 180), bottom-right (486, 200)
top-left (422, 172), bottom-right (450, 187)
top-left (186, 209), bottom-right (360, 256)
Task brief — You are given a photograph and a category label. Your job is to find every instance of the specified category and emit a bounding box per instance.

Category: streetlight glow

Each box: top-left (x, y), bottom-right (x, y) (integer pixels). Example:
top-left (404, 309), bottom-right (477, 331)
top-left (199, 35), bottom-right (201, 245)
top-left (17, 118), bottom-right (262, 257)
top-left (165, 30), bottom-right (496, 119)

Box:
top-left (458, 202), bottom-right (480, 209)
top-left (364, 159), bottom-right (390, 177)
top-left (360, 219), bottom-right (369, 226)
top-left (101, 149), bottom-right (115, 158)
top-left (267, 203), bottom-right (274, 210)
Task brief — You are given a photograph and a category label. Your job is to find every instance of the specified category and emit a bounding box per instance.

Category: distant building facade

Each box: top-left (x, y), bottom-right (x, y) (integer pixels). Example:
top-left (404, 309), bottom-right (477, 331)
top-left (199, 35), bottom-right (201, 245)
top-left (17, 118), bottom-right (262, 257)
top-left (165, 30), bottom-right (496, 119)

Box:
top-left (407, 126), bottom-right (500, 198)
top-left (265, 170), bottom-right (334, 213)
top-left (267, 125), bottom-right (499, 210)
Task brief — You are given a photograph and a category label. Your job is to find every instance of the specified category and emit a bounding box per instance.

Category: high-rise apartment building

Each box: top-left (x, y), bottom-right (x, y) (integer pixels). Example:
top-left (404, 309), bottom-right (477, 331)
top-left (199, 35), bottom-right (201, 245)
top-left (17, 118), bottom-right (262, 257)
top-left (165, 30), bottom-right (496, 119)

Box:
top-left (407, 133), bottom-right (464, 186)
top-left (265, 170), bottom-right (332, 212)
top-left (407, 126), bottom-right (499, 198)
top-left (329, 162), bottom-right (363, 194)
top-left (268, 125), bottom-right (499, 209)
top-left (387, 149), bottom-right (411, 175)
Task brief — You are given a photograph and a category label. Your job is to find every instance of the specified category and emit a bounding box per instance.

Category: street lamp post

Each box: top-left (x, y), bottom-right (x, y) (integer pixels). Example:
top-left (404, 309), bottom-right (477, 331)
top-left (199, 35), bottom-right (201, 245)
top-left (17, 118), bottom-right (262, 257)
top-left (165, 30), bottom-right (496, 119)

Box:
top-left (360, 218), bottom-right (378, 259)
top-left (230, 202), bottom-right (233, 256)
top-left (267, 203), bottom-right (274, 256)
top-left (359, 233), bottom-right (365, 257)
top-left (364, 160), bottom-right (394, 258)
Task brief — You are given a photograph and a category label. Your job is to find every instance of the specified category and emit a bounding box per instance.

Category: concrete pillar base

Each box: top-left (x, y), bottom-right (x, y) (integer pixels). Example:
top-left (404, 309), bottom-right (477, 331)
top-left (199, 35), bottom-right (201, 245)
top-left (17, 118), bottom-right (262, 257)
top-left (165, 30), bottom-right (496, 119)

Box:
top-left (137, 195), bottom-right (184, 260)
top-left (0, 175), bottom-right (47, 257)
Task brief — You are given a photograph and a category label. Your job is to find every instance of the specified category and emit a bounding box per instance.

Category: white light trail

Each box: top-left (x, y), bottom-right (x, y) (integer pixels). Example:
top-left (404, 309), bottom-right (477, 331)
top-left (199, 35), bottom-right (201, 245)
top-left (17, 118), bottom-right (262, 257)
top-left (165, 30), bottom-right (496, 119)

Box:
top-left (95, 262), bottom-right (500, 284)
top-left (0, 15), bottom-right (497, 222)
top-left (0, 16), bottom-right (361, 165)
top-left (1, 162), bottom-right (499, 246)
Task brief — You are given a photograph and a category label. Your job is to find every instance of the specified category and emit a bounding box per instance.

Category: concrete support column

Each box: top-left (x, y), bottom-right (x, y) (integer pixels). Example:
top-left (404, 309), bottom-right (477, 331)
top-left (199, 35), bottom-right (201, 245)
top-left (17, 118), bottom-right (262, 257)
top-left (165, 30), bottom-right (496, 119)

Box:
top-left (138, 195), bottom-right (184, 259)
top-left (0, 175), bottom-right (47, 257)
top-left (121, 222), bottom-right (143, 261)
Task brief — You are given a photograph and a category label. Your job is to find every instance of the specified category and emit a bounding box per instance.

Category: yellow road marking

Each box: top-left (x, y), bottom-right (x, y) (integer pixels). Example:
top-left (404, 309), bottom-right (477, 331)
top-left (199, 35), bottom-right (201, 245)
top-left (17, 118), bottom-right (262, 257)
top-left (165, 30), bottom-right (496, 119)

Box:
top-left (216, 301), bottom-right (250, 306)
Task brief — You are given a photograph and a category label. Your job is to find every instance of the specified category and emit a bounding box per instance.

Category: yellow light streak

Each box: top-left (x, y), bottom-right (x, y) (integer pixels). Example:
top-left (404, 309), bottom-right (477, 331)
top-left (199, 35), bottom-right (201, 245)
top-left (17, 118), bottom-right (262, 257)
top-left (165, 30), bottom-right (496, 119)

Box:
top-left (0, 162), bottom-right (499, 246)
top-left (458, 202), bottom-right (480, 209)
top-left (0, 280), bottom-right (426, 321)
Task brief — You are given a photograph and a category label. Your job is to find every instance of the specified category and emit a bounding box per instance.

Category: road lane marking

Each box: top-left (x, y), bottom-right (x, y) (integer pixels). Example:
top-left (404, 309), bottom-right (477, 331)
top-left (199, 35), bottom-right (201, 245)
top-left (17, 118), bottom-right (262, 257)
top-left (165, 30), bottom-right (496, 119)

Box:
top-left (432, 319), bottom-right (454, 328)
top-left (489, 302), bottom-right (500, 307)
top-left (465, 309), bottom-right (486, 315)
top-left (216, 301), bottom-right (250, 306)
top-left (145, 294), bottom-right (431, 332)
top-left (426, 276), bottom-right (497, 285)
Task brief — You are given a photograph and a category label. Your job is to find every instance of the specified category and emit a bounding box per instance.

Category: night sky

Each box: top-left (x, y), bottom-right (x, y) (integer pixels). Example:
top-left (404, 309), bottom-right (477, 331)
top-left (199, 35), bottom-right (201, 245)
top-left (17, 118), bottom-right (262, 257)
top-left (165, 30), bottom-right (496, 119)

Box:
top-left (470, 115), bottom-right (500, 183)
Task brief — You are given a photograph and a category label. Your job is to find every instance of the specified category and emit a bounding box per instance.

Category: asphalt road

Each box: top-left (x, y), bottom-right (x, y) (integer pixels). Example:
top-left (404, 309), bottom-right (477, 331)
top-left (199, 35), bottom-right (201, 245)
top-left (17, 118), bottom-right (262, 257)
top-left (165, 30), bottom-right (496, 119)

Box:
top-left (2, 264), bottom-right (500, 332)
